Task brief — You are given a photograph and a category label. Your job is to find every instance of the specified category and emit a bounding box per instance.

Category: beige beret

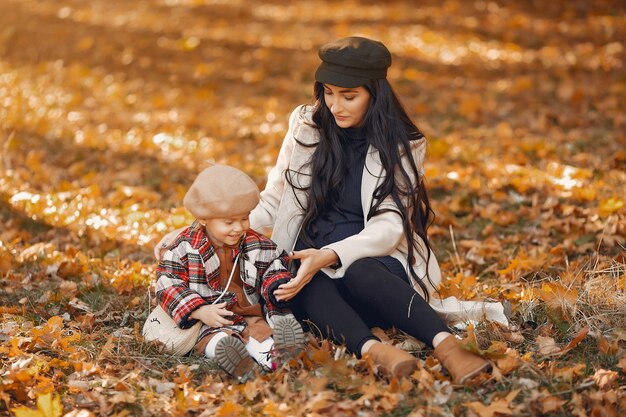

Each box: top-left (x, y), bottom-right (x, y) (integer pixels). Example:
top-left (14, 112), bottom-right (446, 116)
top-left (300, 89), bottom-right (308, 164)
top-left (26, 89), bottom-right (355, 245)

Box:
top-left (183, 165), bottom-right (260, 219)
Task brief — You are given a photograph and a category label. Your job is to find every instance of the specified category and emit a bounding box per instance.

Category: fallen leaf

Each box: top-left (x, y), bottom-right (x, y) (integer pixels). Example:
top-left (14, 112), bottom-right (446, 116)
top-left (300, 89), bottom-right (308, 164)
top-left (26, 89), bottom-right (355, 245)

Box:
top-left (305, 391), bottom-right (337, 413)
top-left (261, 401), bottom-right (286, 417)
top-left (215, 401), bottom-right (246, 417)
top-left (552, 363), bottom-right (586, 382)
top-left (589, 400), bottom-right (620, 417)
top-left (598, 198), bottom-right (624, 216)
top-left (496, 350), bottom-right (522, 375)
top-left (597, 335), bottom-right (619, 356)
top-left (536, 327), bottom-right (589, 357)
top-left (57, 261), bottom-right (85, 279)
top-left (617, 354), bottom-right (626, 372)
top-left (63, 410), bottom-right (95, 417)
top-left (12, 392), bottom-right (62, 417)
top-left (540, 393), bottom-right (567, 414)
top-left (0, 248), bottom-right (14, 272)
top-left (466, 397), bottom-right (513, 417)
top-left (540, 281), bottom-right (578, 307)
top-left (592, 369), bottom-right (618, 390)
top-left (536, 336), bottom-right (561, 356)
top-left (562, 327), bottom-right (589, 353)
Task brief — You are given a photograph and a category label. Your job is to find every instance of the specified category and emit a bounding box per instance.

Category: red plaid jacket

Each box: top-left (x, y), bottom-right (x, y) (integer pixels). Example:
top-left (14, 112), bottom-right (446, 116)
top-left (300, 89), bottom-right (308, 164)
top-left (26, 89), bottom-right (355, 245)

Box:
top-left (155, 222), bottom-right (294, 333)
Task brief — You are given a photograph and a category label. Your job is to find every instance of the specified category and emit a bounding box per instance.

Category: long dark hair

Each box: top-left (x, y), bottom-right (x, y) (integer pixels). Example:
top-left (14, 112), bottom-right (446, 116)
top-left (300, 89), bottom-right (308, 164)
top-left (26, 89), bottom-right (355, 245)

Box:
top-left (288, 79), bottom-right (436, 300)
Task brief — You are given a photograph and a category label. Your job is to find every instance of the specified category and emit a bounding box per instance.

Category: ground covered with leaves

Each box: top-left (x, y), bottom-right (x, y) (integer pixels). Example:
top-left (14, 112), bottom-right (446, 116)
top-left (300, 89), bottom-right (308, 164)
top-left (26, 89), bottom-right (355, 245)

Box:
top-left (1, 0), bottom-right (625, 416)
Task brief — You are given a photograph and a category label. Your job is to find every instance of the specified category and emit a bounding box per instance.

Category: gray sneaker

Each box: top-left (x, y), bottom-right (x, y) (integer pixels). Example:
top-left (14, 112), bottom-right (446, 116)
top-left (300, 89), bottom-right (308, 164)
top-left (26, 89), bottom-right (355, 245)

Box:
top-left (214, 335), bottom-right (256, 381)
top-left (273, 316), bottom-right (305, 347)
top-left (272, 317), bottom-right (305, 363)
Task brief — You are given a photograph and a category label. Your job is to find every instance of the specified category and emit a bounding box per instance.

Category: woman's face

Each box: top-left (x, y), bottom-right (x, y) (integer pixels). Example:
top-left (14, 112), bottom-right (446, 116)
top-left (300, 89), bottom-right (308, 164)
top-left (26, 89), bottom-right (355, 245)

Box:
top-left (322, 84), bottom-right (371, 128)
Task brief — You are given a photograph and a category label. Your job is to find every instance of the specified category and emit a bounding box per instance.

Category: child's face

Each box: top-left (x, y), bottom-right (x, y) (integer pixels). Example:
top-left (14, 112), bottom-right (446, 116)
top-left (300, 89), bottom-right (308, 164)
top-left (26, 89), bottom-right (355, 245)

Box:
top-left (202, 214), bottom-right (250, 247)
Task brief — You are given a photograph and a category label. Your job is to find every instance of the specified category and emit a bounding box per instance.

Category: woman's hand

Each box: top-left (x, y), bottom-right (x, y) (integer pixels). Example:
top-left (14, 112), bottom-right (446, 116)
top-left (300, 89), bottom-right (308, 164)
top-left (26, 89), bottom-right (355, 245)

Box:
top-left (153, 228), bottom-right (185, 260)
top-left (274, 248), bottom-right (339, 301)
top-left (190, 302), bottom-right (234, 328)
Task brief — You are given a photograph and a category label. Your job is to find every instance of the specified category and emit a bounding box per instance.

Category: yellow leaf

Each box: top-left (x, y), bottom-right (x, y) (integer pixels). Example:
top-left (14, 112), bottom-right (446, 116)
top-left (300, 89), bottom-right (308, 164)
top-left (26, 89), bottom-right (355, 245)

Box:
top-left (437, 272), bottom-right (477, 299)
top-left (458, 95), bottom-right (481, 118)
top-left (181, 36), bottom-right (200, 51)
top-left (496, 350), bottom-right (522, 375)
top-left (0, 247), bottom-right (14, 272)
top-left (215, 401), bottom-right (246, 417)
top-left (599, 197), bottom-right (624, 216)
top-left (539, 282), bottom-right (578, 310)
top-left (37, 393), bottom-right (62, 417)
top-left (459, 323), bottom-right (483, 355)
top-left (571, 186), bottom-right (596, 201)
top-left (12, 392), bottom-right (62, 417)
top-left (10, 407), bottom-right (44, 417)
top-left (403, 68), bottom-right (423, 81)
top-left (497, 250), bottom-right (547, 279)
top-left (261, 401), bottom-right (284, 417)
top-left (466, 397), bottom-right (513, 417)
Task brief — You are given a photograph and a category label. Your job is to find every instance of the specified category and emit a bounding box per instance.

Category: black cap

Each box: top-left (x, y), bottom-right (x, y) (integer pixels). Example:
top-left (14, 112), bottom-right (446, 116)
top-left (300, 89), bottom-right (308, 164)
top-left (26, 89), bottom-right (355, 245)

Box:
top-left (315, 36), bottom-right (392, 88)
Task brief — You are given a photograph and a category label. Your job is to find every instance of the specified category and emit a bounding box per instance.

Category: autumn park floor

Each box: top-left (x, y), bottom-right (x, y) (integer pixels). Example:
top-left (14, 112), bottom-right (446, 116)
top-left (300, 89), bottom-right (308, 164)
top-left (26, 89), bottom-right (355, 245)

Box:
top-left (0, 0), bottom-right (625, 416)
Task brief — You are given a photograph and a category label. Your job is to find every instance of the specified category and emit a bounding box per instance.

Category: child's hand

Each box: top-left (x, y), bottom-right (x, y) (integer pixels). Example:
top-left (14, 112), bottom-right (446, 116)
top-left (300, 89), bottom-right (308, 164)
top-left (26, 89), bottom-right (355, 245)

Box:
top-left (190, 303), bottom-right (234, 328)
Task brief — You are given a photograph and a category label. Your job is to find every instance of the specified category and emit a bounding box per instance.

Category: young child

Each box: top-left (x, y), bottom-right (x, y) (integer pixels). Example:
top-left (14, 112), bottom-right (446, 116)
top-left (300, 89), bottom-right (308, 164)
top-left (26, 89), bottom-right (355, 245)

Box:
top-left (149, 164), bottom-right (304, 379)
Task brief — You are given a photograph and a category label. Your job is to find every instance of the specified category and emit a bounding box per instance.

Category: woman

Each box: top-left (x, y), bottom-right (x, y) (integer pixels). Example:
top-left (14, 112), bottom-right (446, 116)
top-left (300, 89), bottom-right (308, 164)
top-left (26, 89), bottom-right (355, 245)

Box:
top-left (157, 37), bottom-right (507, 384)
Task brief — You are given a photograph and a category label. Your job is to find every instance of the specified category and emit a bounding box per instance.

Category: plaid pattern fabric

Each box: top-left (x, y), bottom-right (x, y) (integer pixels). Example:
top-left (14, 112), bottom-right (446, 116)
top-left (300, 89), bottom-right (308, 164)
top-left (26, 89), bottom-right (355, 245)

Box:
top-left (155, 221), bottom-right (293, 335)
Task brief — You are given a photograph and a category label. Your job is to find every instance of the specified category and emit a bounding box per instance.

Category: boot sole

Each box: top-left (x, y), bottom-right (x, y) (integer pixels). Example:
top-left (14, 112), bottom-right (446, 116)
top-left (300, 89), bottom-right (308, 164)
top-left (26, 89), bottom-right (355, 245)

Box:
top-left (272, 317), bottom-right (305, 365)
top-left (215, 336), bottom-right (256, 379)
top-left (273, 317), bottom-right (305, 347)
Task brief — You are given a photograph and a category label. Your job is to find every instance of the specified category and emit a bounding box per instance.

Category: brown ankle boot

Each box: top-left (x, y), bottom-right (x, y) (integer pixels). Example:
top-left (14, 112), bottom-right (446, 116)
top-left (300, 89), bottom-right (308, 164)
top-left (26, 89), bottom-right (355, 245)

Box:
top-left (365, 343), bottom-right (419, 379)
top-left (433, 336), bottom-right (491, 384)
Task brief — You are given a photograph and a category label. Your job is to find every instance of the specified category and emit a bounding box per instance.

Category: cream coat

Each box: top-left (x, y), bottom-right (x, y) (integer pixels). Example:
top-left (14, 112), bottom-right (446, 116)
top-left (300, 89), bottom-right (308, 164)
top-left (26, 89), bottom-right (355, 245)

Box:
top-left (250, 105), bottom-right (509, 326)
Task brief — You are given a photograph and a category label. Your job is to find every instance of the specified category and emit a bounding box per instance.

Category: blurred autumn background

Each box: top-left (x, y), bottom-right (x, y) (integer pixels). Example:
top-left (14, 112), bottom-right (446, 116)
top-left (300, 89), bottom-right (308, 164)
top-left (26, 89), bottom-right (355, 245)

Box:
top-left (0, 0), bottom-right (625, 416)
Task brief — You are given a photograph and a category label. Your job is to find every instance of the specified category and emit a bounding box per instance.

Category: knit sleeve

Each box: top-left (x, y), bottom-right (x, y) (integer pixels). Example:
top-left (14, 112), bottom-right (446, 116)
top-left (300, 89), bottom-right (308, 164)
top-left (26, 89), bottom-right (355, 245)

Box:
top-left (259, 248), bottom-right (293, 312)
top-left (245, 232), bottom-right (294, 317)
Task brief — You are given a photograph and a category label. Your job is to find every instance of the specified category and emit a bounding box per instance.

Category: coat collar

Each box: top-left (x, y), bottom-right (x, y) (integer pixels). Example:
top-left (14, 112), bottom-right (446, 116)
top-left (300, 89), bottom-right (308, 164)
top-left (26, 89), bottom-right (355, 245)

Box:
top-left (186, 221), bottom-right (242, 261)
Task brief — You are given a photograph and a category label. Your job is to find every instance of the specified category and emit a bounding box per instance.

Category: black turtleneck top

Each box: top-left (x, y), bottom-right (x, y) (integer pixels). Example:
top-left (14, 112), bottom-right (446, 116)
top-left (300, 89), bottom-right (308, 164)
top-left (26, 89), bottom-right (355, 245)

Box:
top-left (294, 127), bottom-right (408, 281)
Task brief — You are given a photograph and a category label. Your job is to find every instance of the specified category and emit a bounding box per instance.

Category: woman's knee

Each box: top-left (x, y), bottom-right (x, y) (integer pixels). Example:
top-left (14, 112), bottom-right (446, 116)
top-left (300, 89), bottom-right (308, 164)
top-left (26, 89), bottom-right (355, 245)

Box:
top-left (294, 272), bottom-right (337, 309)
top-left (342, 258), bottom-right (385, 295)
top-left (344, 258), bottom-right (381, 279)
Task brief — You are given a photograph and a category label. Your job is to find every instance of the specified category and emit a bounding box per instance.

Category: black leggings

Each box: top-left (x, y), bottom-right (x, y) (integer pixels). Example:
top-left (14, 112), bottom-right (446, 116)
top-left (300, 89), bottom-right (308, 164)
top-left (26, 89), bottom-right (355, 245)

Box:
top-left (291, 258), bottom-right (450, 357)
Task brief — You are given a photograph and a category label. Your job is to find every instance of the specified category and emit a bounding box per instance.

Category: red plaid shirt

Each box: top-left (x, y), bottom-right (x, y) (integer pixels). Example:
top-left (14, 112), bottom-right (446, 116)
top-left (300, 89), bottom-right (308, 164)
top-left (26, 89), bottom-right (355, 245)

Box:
top-left (156, 222), bottom-right (293, 333)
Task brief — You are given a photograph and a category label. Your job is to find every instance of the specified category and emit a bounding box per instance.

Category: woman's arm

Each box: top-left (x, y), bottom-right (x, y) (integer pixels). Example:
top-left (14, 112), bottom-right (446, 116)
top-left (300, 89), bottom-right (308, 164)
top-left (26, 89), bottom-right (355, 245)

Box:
top-left (249, 105), bottom-right (304, 233)
top-left (153, 227), bottom-right (185, 260)
top-left (322, 209), bottom-right (404, 276)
